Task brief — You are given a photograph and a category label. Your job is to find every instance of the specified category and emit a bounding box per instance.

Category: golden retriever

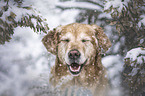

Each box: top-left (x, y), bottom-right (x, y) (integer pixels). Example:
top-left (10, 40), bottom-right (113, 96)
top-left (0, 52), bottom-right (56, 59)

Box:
top-left (42, 23), bottom-right (111, 96)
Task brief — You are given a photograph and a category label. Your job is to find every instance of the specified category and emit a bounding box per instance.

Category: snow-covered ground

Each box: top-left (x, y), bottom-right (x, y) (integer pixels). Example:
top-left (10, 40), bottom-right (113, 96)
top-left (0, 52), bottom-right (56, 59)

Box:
top-left (0, 0), bottom-right (124, 96)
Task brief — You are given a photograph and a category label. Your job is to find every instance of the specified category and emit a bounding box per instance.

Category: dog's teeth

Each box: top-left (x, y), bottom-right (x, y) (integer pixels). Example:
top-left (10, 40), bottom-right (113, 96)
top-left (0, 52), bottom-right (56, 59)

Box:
top-left (70, 66), bottom-right (80, 72)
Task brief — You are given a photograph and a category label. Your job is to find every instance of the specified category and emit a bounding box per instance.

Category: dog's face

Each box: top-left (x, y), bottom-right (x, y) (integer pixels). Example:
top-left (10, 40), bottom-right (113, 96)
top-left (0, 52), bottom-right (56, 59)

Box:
top-left (42, 23), bottom-right (111, 76)
top-left (57, 24), bottom-right (97, 75)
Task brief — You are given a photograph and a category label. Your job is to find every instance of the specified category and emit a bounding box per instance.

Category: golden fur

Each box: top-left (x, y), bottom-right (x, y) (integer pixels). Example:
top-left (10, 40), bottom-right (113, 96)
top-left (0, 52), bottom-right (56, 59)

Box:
top-left (42, 23), bottom-right (111, 96)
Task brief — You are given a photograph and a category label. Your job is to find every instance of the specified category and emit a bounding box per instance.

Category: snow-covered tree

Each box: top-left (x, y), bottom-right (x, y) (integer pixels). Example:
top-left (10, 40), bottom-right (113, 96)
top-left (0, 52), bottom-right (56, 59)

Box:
top-left (123, 47), bottom-right (145, 96)
top-left (0, 0), bottom-right (51, 96)
top-left (0, 0), bottom-right (49, 44)
top-left (104, 0), bottom-right (145, 53)
top-left (104, 0), bottom-right (145, 95)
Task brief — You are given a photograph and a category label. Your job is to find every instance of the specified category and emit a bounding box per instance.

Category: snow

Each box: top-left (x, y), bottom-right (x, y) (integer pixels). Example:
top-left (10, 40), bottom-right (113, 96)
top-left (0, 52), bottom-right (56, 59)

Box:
top-left (104, 0), bottom-right (145, 29)
top-left (104, 0), bottom-right (129, 12)
top-left (0, 27), bottom-right (50, 96)
top-left (98, 12), bottom-right (112, 19)
top-left (102, 55), bottom-right (123, 96)
top-left (138, 14), bottom-right (145, 27)
top-left (0, 1), bottom-right (33, 23)
top-left (24, 0), bottom-right (80, 29)
top-left (125, 48), bottom-right (145, 78)
top-left (56, 1), bottom-right (102, 11)
top-left (128, 68), bottom-right (139, 76)
top-left (125, 47), bottom-right (145, 64)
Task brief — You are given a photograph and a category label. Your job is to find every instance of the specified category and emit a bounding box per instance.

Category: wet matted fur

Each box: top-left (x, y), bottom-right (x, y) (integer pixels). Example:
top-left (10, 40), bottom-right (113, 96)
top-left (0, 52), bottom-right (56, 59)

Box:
top-left (42, 23), bottom-right (112, 96)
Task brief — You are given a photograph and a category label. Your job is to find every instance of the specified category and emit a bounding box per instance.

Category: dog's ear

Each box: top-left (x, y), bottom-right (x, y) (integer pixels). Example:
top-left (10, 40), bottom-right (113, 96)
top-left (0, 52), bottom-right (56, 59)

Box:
top-left (91, 25), bottom-right (112, 52)
top-left (42, 29), bottom-right (58, 55)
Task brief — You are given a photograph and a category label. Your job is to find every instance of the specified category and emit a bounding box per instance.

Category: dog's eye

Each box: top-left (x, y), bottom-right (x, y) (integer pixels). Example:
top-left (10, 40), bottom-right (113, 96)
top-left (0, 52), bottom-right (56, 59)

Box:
top-left (61, 39), bottom-right (70, 42)
top-left (82, 39), bottom-right (89, 43)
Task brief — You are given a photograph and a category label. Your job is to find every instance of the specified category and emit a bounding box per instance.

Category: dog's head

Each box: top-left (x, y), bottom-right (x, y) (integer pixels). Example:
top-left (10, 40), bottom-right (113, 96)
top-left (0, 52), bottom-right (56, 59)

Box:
top-left (42, 23), bottom-right (111, 76)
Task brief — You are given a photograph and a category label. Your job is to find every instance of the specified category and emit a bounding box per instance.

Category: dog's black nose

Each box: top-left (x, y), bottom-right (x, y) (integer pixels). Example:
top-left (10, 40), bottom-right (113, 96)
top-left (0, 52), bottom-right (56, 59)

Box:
top-left (68, 50), bottom-right (80, 59)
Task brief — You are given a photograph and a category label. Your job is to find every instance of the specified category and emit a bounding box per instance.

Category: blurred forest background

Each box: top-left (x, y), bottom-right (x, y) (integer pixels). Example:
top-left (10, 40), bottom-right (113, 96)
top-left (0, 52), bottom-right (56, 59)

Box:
top-left (0, 0), bottom-right (145, 96)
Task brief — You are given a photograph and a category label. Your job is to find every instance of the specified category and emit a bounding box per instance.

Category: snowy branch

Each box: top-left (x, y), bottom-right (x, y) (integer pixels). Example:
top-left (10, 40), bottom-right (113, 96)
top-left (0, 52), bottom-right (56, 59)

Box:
top-left (123, 47), bottom-right (145, 95)
top-left (0, 0), bottom-right (49, 44)
top-left (56, 1), bottom-right (103, 11)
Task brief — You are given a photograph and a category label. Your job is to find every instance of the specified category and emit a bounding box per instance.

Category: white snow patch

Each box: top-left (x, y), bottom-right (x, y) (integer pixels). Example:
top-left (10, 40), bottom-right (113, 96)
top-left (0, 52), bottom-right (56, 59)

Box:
top-left (98, 12), bottom-right (112, 19)
top-left (138, 14), bottom-right (145, 27)
top-left (125, 47), bottom-right (145, 64)
top-left (0, 1), bottom-right (35, 22)
top-left (128, 68), bottom-right (139, 76)
top-left (104, 0), bottom-right (129, 12)
top-left (102, 55), bottom-right (123, 96)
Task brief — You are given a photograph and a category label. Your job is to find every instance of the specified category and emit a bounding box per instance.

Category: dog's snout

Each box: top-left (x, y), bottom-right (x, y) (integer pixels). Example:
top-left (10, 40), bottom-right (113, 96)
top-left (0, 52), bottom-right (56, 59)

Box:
top-left (68, 50), bottom-right (80, 59)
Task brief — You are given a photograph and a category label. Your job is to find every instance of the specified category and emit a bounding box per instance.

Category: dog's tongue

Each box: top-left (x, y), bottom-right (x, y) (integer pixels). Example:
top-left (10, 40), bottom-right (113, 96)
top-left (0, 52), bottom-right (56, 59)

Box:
top-left (71, 63), bottom-right (79, 69)
top-left (70, 63), bottom-right (80, 72)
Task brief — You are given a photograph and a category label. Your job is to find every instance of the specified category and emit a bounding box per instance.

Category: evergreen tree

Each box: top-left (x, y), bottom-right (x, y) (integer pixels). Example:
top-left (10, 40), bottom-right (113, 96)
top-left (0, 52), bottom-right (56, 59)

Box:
top-left (0, 0), bottom-right (49, 44)
top-left (104, 0), bottom-right (145, 95)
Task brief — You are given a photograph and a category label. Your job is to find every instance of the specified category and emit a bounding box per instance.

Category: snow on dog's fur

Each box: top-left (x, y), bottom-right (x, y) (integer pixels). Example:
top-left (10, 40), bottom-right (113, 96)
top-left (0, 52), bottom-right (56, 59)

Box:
top-left (42, 23), bottom-right (111, 96)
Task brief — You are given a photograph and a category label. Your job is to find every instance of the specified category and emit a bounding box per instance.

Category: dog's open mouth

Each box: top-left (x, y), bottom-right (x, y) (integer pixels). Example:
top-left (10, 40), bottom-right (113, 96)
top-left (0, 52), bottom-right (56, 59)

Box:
top-left (67, 60), bottom-right (87, 76)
